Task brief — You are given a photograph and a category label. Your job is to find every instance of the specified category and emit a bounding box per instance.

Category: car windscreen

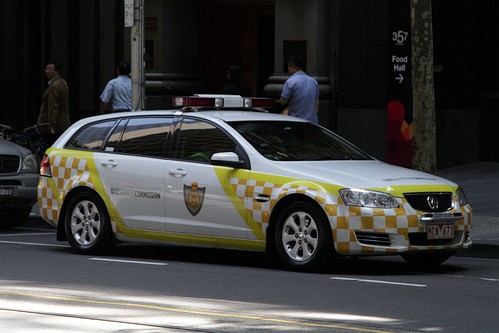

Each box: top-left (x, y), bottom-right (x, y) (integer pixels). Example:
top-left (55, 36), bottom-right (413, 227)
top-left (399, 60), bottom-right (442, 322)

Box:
top-left (230, 121), bottom-right (372, 161)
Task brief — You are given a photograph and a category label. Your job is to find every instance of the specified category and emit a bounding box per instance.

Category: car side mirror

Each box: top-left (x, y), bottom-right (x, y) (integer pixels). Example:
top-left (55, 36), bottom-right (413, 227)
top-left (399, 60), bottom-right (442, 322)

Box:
top-left (211, 152), bottom-right (245, 168)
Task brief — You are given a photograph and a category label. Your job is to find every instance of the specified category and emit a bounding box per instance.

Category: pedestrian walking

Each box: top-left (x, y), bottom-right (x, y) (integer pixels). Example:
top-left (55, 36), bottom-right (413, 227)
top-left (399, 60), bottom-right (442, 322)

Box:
top-left (37, 61), bottom-right (70, 146)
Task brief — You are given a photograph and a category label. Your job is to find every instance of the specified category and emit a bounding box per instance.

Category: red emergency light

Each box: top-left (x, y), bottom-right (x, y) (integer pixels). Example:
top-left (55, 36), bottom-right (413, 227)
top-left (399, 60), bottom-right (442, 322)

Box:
top-left (243, 97), bottom-right (276, 109)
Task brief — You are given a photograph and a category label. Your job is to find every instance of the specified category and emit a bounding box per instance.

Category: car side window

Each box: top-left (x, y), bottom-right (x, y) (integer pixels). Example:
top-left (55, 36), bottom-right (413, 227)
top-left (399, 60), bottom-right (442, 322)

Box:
top-left (66, 120), bottom-right (117, 150)
top-left (112, 117), bottom-right (173, 157)
top-left (104, 119), bottom-right (128, 152)
top-left (173, 118), bottom-right (237, 163)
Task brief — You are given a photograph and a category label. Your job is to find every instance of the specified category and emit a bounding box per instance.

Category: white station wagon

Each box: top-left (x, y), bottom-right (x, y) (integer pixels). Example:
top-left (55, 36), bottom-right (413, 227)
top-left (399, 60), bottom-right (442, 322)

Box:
top-left (38, 95), bottom-right (472, 271)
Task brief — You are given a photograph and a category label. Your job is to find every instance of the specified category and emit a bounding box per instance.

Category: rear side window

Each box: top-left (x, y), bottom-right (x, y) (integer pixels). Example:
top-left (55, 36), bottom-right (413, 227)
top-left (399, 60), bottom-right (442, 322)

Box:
top-left (66, 120), bottom-right (117, 150)
top-left (112, 117), bottom-right (173, 157)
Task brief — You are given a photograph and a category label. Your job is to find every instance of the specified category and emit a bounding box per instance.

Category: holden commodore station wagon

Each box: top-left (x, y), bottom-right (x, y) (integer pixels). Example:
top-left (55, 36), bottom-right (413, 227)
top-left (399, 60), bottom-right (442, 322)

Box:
top-left (37, 95), bottom-right (472, 271)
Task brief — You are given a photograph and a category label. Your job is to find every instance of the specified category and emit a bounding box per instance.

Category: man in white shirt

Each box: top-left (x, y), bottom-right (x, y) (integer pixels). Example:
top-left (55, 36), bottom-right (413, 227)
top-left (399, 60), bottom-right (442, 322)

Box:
top-left (280, 56), bottom-right (319, 123)
top-left (99, 60), bottom-right (132, 113)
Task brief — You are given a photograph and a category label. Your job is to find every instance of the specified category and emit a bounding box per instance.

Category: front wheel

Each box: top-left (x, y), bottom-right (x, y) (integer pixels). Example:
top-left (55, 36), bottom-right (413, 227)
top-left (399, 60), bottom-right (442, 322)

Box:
top-left (64, 191), bottom-right (113, 254)
top-left (274, 201), bottom-right (333, 271)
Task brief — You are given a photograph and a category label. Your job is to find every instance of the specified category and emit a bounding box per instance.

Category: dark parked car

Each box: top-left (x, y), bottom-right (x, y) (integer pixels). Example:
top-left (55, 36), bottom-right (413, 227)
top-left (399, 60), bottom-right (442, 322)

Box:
top-left (0, 138), bottom-right (39, 229)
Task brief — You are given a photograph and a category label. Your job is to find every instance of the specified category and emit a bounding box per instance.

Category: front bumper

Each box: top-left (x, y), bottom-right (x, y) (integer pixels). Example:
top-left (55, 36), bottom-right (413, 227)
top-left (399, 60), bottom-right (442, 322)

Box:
top-left (331, 204), bottom-right (473, 255)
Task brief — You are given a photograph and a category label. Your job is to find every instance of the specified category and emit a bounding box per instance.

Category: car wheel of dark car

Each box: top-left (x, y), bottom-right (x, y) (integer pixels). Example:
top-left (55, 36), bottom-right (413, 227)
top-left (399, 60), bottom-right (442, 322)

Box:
top-left (64, 191), bottom-right (113, 254)
top-left (0, 209), bottom-right (31, 230)
top-left (274, 201), bottom-right (333, 271)
top-left (401, 252), bottom-right (453, 267)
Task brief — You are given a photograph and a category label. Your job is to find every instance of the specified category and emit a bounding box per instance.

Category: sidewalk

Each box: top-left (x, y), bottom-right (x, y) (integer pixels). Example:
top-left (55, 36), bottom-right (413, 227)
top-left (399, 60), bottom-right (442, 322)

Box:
top-left (437, 161), bottom-right (499, 246)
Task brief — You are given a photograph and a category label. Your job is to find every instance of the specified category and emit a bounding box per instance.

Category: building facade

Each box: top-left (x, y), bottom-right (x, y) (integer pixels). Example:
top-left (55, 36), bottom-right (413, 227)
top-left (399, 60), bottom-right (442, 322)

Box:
top-left (1, 0), bottom-right (498, 169)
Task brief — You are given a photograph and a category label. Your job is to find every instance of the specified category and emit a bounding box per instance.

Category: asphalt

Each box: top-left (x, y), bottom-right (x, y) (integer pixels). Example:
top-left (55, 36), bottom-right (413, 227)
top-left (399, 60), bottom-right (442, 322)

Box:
top-left (437, 161), bottom-right (499, 247)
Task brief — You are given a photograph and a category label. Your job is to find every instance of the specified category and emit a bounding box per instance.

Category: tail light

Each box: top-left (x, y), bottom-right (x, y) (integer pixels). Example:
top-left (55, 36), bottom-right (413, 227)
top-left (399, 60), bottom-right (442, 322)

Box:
top-left (40, 155), bottom-right (52, 177)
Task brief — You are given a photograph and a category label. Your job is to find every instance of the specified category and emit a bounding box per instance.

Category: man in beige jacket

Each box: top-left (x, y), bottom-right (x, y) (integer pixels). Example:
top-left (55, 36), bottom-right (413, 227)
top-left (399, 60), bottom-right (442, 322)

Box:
top-left (37, 61), bottom-right (70, 145)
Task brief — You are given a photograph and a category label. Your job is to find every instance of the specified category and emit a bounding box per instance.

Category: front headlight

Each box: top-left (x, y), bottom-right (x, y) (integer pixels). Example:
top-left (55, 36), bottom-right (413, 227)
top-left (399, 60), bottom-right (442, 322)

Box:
top-left (456, 187), bottom-right (468, 206)
top-left (339, 188), bottom-right (399, 208)
top-left (21, 153), bottom-right (38, 173)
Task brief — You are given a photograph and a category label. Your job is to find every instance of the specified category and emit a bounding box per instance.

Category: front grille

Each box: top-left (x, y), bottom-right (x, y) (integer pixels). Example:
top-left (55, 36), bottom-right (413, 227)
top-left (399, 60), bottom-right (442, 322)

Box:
top-left (0, 155), bottom-right (20, 173)
top-left (403, 192), bottom-right (453, 212)
top-left (355, 231), bottom-right (391, 246)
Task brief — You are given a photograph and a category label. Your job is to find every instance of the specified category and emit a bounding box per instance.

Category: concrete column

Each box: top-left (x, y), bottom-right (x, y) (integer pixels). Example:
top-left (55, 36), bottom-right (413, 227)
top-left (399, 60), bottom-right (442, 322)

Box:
top-left (266, 0), bottom-right (334, 128)
top-left (273, 0), bottom-right (329, 76)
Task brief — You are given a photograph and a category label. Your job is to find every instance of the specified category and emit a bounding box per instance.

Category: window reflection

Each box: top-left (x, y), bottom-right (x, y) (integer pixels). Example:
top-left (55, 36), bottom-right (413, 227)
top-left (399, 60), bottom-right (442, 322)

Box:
top-left (175, 118), bottom-right (236, 162)
top-left (66, 120), bottom-right (117, 150)
top-left (115, 117), bottom-right (173, 157)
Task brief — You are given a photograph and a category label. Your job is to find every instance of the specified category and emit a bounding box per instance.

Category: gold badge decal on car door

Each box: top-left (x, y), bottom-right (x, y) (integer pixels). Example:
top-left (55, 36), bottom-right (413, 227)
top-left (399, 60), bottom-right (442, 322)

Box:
top-left (183, 181), bottom-right (205, 216)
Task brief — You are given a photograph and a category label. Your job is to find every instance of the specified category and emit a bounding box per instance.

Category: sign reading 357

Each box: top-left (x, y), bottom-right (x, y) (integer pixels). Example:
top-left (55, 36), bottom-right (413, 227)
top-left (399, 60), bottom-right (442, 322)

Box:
top-left (392, 30), bottom-right (409, 46)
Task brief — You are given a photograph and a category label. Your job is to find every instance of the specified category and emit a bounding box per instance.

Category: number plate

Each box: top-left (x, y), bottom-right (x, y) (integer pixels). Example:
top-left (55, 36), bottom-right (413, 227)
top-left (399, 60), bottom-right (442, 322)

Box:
top-left (0, 187), bottom-right (14, 196)
top-left (427, 224), bottom-right (454, 240)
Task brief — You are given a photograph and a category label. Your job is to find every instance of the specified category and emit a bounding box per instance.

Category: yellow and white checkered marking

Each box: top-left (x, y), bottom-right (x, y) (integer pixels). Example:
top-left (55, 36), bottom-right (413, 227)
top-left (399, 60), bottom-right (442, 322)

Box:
top-left (37, 155), bottom-right (95, 225)
top-left (37, 152), bottom-right (473, 256)
top-left (230, 178), bottom-right (336, 234)
top-left (229, 177), bottom-right (472, 255)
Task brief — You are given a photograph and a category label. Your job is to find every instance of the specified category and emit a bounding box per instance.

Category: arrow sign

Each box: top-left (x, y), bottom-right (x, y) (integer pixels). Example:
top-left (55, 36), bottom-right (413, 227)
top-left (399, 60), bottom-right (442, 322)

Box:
top-left (395, 73), bottom-right (404, 84)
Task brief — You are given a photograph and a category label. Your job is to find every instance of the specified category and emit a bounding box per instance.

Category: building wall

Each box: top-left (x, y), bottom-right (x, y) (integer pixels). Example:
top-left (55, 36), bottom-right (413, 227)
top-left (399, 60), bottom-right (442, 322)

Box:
top-left (335, 0), bottom-right (498, 168)
top-left (335, 0), bottom-right (390, 161)
top-left (0, 1), bottom-right (43, 128)
top-left (1, 0), bottom-right (498, 169)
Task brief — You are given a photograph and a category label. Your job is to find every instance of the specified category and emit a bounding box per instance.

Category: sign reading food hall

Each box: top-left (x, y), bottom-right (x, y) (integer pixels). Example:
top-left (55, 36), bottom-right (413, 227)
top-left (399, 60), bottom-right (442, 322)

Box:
top-left (387, 0), bottom-right (413, 168)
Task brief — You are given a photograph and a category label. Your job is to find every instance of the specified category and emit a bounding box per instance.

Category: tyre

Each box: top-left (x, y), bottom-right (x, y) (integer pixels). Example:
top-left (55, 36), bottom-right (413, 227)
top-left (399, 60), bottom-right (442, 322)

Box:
top-left (0, 209), bottom-right (30, 230)
top-left (64, 191), bottom-right (113, 254)
top-left (274, 201), bottom-right (333, 271)
top-left (401, 252), bottom-right (453, 267)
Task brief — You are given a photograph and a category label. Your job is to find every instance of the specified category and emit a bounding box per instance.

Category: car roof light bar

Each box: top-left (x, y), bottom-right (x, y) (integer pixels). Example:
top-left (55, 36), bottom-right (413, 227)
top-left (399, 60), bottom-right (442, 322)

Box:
top-left (172, 96), bottom-right (223, 108)
top-left (195, 94), bottom-right (244, 108)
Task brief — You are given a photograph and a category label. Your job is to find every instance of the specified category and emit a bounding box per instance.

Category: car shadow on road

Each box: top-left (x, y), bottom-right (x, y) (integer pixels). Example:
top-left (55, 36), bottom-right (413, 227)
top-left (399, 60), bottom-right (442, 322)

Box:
top-left (79, 243), bottom-right (470, 277)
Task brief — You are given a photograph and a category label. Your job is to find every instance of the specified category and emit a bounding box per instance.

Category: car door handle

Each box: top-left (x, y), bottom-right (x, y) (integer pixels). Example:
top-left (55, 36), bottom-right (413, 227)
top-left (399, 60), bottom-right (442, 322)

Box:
top-left (254, 194), bottom-right (270, 202)
top-left (101, 160), bottom-right (117, 168)
top-left (169, 168), bottom-right (187, 177)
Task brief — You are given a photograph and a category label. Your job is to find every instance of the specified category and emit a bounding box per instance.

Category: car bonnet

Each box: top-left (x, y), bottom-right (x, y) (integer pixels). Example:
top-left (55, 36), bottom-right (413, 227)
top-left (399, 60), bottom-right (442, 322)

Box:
top-left (0, 138), bottom-right (30, 156)
top-left (271, 160), bottom-right (457, 195)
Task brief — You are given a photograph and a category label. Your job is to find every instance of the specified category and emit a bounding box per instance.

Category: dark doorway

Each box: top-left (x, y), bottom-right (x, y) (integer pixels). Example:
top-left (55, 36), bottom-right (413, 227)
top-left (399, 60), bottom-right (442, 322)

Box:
top-left (198, 1), bottom-right (274, 96)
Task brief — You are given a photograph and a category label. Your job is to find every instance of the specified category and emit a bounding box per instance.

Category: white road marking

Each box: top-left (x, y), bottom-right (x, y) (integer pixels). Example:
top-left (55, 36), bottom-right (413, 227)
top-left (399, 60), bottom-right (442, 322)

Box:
top-left (330, 276), bottom-right (427, 288)
top-left (0, 240), bottom-right (68, 247)
top-left (479, 277), bottom-right (499, 282)
top-left (0, 232), bottom-right (55, 237)
top-left (88, 258), bottom-right (168, 266)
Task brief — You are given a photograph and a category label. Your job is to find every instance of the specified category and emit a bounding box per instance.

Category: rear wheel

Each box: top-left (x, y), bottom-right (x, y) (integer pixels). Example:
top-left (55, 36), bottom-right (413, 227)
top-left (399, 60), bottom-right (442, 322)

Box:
top-left (274, 201), bottom-right (333, 271)
top-left (64, 191), bottom-right (113, 254)
top-left (401, 252), bottom-right (453, 267)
